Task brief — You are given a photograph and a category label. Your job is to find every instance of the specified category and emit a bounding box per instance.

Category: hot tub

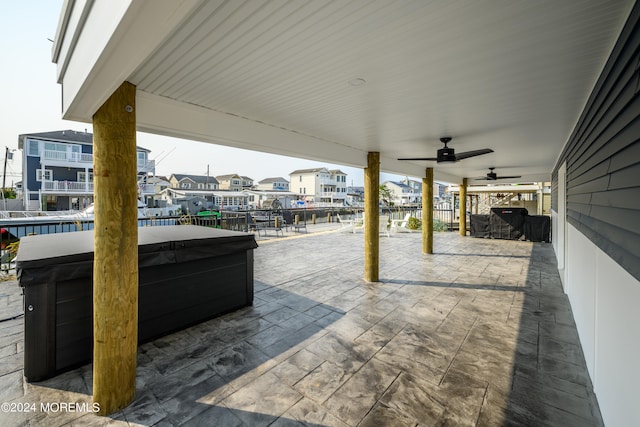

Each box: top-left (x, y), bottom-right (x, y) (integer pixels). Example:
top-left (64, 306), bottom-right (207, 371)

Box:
top-left (16, 225), bottom-right (258, 382)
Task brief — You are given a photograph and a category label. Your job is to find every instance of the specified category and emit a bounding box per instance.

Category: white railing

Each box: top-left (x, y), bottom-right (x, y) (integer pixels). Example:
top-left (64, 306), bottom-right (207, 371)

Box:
top-left (320, 191), bottom-right (347, 198)
top-left (42, 150), bottom-right (93, 163)
top-left (42, 181), bottom-right (94, 193)
top-left (318, 178), bottom-right (336, 185)
top-left (310, 202), bottom-right (347, 208)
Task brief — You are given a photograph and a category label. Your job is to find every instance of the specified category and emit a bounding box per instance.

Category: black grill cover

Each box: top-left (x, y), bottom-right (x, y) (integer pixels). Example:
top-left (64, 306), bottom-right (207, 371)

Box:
top-left (470, 214), bottom-right (491, 238)
top-left (490, 208), bottom-right (528, 240)
top-left (524, 215), bottom-right (551, 242)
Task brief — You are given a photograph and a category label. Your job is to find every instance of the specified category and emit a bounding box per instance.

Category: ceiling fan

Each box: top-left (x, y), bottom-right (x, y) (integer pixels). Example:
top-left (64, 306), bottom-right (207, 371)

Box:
top-left (474, 167), bottom-right (522, 181)
top-left (398, 137), bottom-right (493, 163)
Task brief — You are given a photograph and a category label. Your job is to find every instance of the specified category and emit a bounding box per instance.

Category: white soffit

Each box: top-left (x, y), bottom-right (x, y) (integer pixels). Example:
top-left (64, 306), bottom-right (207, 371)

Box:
top-left (55, 0), bottom-right (634, 182)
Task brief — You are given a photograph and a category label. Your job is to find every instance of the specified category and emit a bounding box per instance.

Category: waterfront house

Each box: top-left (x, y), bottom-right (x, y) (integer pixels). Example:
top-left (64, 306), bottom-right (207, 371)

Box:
top-left (18, 130), bottom-right (155, 211)
top-left (256, 177), bottom-right (290, 191)
top-left (289, 167), bottom-right (347, 207)
top-left (383, 179), bottom-right (444, 207)
top-left (383, 180), bottom-right (422, 206)
top-left (169, 173), bottom-right (218, 190)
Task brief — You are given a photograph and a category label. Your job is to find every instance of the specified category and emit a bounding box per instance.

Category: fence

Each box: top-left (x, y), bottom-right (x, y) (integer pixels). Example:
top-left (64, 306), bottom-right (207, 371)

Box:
top-left (0, 205), bottom-right (458, 273)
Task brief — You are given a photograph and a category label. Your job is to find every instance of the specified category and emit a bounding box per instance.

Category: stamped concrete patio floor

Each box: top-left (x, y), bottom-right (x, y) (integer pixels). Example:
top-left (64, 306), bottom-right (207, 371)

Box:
top-left (0, 230), bottom-right (602, 426)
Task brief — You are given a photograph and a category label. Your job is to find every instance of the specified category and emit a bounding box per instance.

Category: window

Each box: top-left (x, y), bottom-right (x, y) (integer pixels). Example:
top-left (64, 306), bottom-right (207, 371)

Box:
top-left (27, 140), bottom-right (39, 156)
top-left (198, 183), bottom-right (204, 189)
top-left (36, 169), bottom-right (53, 181)
top-left (78, 172), bottom-right (94, 182)
top-left (232, 179), bottom-right (240, 185)
top-left (137, 151), bottom-right (149, 169)
top-left (181, 182), bottom-right (191, 189)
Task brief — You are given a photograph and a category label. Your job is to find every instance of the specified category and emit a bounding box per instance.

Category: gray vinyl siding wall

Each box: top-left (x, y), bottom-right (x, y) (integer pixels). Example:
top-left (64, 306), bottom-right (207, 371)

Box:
top-left (552, 2), bottom-right (640, 281)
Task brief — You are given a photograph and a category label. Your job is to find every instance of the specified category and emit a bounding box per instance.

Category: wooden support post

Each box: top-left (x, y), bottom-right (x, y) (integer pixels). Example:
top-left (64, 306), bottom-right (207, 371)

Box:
top-left (92, 82), bottom-right (138, 415)
top-left (459, 178), bottom-right (468, 236)
top-left (364, 152), bottom-right (380, 282)
top-left (422, 168), bottom-right (433, 254)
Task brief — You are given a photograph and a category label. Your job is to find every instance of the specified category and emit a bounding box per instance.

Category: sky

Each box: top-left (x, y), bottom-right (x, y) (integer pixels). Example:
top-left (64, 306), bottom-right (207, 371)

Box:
top-left (0, 1), bottom-right (411, 188)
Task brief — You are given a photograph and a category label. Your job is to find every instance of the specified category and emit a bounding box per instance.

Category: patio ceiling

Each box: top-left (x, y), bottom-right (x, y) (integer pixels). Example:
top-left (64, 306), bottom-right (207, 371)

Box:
top-left (53, 0), bottom-right (634, 184)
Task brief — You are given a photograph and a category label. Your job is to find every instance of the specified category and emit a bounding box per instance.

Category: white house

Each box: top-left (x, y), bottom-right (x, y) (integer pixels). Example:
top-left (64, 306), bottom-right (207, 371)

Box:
top-left (383, 180), bottom-right (421, 206)
top-left (256, 177), bottom-right (290, 191)
top-left (289, 167), bottom-right (347, 206)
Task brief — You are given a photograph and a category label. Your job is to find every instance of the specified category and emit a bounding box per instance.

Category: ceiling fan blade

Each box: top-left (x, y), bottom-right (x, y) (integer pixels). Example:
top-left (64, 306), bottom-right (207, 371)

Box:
top-left (397, 157), bottom-right (438, 161)
top-left (494, 175), bottom-right (522, 179)
top-left (454, 148), bottom-right (494, 161)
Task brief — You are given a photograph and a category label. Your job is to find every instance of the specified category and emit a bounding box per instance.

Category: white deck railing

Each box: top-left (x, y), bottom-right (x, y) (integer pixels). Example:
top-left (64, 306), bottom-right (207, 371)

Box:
top-left (42, 150), bottom-right (93, 163)
top-left (42, 181), bottom-right (94, 193)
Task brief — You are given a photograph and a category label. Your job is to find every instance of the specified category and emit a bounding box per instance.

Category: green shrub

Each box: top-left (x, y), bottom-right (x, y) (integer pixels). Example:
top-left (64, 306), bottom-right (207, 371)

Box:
top-left (407, 217), bottom-right (421, 230)
top-left (433, 219), bottom-right (448, 231)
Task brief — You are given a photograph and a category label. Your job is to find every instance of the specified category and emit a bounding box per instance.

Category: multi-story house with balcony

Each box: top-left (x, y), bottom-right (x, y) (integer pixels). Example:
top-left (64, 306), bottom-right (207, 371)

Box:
top-left (383, 178), bottom-right (445, 206)
top-left (289, 167), bottom-right (347, 206)
top-left (18, 130), bottom-right (155, 211)
top-left (383, 180), bottom-right (422, 206)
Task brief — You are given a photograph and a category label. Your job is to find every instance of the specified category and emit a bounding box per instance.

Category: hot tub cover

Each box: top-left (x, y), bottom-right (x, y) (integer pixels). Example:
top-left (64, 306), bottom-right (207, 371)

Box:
top-left (16, 225), bottom-right (258, 285)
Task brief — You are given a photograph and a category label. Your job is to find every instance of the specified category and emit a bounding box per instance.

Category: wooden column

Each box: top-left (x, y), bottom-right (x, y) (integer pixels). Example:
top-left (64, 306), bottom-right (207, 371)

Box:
top-left (459, 177), bottom-right (468, 236)
top-left (92, 81), bottom-right (139, 415)
top-left (422, 168), bottom-right (434, 254)
top-left (364, 152), bottom-right (380, 282)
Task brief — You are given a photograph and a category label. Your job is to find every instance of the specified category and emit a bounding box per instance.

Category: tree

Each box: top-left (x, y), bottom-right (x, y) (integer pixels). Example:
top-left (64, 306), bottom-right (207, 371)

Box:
top-left (2, 188), bottom-right (15, 199)
top-left (379, 184), bottom-right (394, 206)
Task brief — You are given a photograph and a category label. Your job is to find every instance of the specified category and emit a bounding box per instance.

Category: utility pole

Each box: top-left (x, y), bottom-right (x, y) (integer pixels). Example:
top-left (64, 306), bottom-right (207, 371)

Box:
top-left (2, 146), bottom-right (11, 210)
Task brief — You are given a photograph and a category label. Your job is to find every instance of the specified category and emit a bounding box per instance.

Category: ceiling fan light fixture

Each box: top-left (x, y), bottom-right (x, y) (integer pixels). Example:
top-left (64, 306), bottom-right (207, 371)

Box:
top-left (397, 136), bottom-right (493, 163)
top-left (437, 146), bottom-right (456, 162)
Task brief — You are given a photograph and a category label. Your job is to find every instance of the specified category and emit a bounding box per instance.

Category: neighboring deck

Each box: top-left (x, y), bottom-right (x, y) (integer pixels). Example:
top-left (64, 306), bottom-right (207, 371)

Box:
top-left (0, 227), bottom-right (601, 426)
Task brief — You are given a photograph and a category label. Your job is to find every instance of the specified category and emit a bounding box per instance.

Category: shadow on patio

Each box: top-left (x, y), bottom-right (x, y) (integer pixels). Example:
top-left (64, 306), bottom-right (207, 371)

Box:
top-left (0, 230), bottom-right (602, 426)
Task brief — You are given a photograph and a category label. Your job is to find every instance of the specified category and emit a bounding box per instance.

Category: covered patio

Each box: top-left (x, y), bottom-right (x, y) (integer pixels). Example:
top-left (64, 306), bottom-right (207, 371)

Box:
top-left (45, 0), bottom-right (639, 424)
top-left (1, 230), bottom-right (600, 425)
